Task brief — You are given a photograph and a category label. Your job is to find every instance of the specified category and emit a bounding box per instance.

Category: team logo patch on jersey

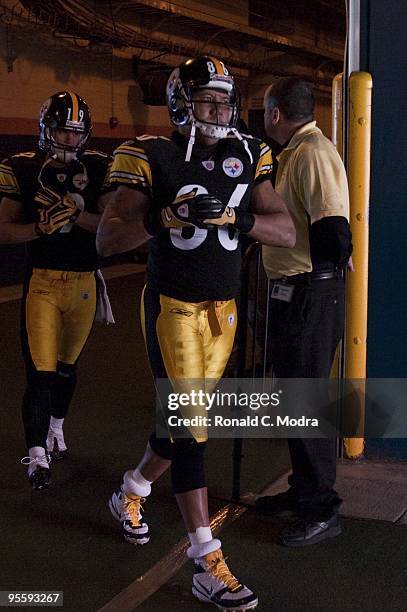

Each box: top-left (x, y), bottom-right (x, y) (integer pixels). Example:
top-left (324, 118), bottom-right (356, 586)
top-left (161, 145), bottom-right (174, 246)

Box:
top-left (56, 173), bottom-right (67, 183)
top-left (228, 314), bottom-right (235, 326)
top-left (72, 173), bottom-right (88, 190)
top-left (222, 157), bottom-right (243, 178)
top-left (202, 160), bottom-right (215, 171)
top-left (82, 291), bottom-right (90, 300)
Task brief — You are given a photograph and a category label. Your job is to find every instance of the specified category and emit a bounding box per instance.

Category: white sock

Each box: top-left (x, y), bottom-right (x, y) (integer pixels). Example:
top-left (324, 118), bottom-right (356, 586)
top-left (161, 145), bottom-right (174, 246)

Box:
top-left (50, 417), bottom-right (64, 431)
top-left (187, 527), bottom-right (221, 559)
top-left (123, 468), bottom-right (152, 497)
top-left (27, 446), bottom-right (49, 476)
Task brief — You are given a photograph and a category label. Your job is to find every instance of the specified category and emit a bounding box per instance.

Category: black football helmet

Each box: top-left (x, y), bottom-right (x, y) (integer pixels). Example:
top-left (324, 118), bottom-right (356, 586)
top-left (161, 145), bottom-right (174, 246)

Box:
top-left (166, 56), bottom-right (240, 139)
top-left (39, 91), bottom-right (92, 162)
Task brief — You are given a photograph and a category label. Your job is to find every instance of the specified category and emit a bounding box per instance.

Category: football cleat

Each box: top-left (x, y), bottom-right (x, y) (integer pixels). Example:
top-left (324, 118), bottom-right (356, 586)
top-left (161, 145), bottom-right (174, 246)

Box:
top-left (192, 548), bottom-right (258, 610)
top-left (21, 452), bottom-right (51, 492)
top-left (29, 467), bottom-right (51, 491)
top-left (46, 426), bottom-right (68, 461)
top-left (109, 487), bottom-right (150, 545)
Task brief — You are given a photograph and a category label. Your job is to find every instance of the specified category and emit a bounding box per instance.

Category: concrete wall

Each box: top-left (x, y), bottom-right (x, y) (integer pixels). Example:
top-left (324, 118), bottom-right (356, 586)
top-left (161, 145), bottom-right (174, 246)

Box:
top-left (0, 25), bottom-right (171, 143)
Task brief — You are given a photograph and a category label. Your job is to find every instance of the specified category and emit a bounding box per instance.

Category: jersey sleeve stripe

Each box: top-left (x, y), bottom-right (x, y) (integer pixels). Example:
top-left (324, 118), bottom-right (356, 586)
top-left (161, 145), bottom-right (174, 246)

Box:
top-left (109, 142), bottom-right (152, 189)
top-left (255, 147), bottom-right (273, 180)
top-left (110, 171), bottom-right (148, 182)
top-left (115, 149), bottom-right (149, 162)
top-left (0, 164), bottom-right (21, 195)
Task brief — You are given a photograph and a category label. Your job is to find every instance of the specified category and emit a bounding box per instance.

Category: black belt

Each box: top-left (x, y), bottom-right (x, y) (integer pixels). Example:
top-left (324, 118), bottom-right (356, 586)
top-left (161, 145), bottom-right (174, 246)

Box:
top-left (272, 270), bottom-right (343, 284)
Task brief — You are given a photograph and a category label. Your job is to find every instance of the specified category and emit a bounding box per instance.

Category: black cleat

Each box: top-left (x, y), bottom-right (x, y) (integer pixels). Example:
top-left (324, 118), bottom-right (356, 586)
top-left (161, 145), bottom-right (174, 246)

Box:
top-left (29, 467), bottom-right (51, 491)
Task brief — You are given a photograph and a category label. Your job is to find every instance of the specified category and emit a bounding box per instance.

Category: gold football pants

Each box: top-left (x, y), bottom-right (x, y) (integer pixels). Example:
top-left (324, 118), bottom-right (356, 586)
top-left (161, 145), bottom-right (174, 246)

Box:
top-left (141, 286), bottom-right (237, 441)
top-left (24, 268), bottom-right (97, 372)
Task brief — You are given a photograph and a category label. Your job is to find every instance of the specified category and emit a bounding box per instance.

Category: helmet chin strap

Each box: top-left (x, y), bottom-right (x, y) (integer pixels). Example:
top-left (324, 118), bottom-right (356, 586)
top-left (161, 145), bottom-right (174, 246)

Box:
top-left (184, 116), bottom-right (253, 164)
top-left (51, 149), bottom-right (77, 164)
top-left (185, 121), bottom-right (196, 162)
top-left (230, 127), bottom-right (253, 164)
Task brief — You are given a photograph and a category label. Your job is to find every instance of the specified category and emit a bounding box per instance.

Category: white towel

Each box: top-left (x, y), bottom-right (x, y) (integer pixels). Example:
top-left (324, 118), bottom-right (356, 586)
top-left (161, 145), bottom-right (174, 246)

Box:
top-left (95, 269), bottom-right (115, 324)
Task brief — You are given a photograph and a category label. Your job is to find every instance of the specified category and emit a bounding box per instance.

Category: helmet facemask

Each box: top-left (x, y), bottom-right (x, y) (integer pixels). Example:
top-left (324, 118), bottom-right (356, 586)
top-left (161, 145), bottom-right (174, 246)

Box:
top-left (45, 127), bottom-right (89, 163)
top-left (189, 84), bottom-right (240, 140)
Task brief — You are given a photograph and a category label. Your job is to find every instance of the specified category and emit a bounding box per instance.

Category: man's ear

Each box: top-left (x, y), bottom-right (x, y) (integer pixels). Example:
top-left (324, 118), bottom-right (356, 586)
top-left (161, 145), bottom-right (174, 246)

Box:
top-left (271, 107), bottom-right (280, 125)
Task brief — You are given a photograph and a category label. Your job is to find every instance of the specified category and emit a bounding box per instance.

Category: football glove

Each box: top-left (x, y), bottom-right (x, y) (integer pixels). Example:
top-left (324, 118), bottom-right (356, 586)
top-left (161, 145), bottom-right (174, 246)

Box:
top-left (202, 206), bottom-right (255, 233)
top-left (161, 191), bottom-right (227, 230)
top-left (34, 188), bottom-right (79, 235)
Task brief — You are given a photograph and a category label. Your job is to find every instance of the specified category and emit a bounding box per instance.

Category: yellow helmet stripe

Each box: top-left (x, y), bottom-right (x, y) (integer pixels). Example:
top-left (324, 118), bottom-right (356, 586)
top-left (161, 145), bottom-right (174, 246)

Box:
top-left (67, 91), bottom-right (79, 122)
top-left (210, 56), bottom-right (224, 76)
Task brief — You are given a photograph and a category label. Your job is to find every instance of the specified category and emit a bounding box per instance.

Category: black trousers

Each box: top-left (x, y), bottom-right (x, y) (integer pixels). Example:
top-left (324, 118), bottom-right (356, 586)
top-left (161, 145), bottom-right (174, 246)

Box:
top-left (268, 276), bottom-right (345, 520)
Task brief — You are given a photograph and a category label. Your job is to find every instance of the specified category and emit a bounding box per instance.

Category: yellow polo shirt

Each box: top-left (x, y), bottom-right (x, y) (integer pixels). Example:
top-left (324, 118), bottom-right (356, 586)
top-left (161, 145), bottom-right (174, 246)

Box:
top-left (262, 121), bottom-right (350, 279)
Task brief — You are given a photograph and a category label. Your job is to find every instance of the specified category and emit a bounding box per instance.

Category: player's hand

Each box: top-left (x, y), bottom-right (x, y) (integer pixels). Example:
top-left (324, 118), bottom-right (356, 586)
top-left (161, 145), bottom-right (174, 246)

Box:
top-left (160, 190), bottom-right (199, 229)
top-left (161, 191), bottom-right (227, 229)
top-left (34, 188), bottom-right (79, 235)
top-left (202, 205), bottom-right (236, 227)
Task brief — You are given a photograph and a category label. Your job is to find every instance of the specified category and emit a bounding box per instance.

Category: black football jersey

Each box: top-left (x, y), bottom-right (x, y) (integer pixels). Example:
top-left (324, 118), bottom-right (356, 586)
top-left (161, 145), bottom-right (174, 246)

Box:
top-left (109, 132), bottom-right (273, 301)
top-left (0, 150), bottom-right (111, 271)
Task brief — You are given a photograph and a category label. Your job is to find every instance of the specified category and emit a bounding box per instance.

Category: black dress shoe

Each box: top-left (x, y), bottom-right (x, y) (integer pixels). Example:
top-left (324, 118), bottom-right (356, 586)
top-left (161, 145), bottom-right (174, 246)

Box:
top-left (281, 515), bottom-right (342, 547)
top-left (29, 467), bottom-right (51, 491)
top-left (255, 488), bottom-right (299, 517)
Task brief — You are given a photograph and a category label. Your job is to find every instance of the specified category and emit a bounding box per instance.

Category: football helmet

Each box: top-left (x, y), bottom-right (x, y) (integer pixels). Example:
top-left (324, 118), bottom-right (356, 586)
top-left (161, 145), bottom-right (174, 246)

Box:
top-left (39, 91), bottom-right (92, 162)
top-left (166, 56), bottom-right (240, 139)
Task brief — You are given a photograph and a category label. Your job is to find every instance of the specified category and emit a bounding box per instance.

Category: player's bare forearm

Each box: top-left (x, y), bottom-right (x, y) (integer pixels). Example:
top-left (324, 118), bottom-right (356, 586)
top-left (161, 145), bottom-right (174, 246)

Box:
top-left (0, 198), bottom-right (39, 243)
top-left (96, 186), bottom-right (150, 256)
top-left (75, 211), bottom-right (101, 234)
top-left (249, 180), bottom-right (296, 247)
top-left (0, 221), bottom-right (38, 244)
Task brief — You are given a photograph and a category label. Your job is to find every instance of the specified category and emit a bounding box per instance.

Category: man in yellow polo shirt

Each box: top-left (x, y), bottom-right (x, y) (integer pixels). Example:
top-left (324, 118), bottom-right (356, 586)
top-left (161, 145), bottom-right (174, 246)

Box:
top-left (256, 77), bottom-right (353, 546)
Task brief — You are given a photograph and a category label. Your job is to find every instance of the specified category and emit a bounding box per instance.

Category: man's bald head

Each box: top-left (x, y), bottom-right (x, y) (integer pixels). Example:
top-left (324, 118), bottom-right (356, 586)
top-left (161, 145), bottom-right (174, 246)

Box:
top-left (264, 77), bottom-right (314, 122)
top-left (264, 77), bottom-right (315, 144)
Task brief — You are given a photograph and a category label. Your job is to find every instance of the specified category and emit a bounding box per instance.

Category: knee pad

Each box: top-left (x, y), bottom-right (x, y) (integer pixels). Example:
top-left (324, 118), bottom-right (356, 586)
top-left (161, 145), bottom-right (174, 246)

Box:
top-left (57, 361), bottom-right (77, 379)
top-left (25, 369), bottom-right (56, 394)
top-left (148, 431), bottom-right (174, 461)
top-left (171, 439), bottom-right (206, 494)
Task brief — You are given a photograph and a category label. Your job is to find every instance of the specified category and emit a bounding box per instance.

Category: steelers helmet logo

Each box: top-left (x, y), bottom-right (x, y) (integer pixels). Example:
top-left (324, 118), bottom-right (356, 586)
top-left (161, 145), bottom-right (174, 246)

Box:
top-left (222, 157), bottom-right (243, 178)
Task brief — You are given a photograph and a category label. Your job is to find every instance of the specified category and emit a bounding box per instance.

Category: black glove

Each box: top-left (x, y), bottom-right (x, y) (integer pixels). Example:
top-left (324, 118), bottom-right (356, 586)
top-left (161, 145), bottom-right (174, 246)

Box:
top-left (34, 188), bottom-right (79, 235)
top-left (144, 190), bottom-right (227, 234)
top-left (162, 190), bottom-right (228, 230)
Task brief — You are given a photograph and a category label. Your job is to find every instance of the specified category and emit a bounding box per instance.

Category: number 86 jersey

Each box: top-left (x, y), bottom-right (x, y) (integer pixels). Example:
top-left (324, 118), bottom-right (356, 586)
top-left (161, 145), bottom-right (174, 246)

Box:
top-left (109, 132), bottom-right (273, 301)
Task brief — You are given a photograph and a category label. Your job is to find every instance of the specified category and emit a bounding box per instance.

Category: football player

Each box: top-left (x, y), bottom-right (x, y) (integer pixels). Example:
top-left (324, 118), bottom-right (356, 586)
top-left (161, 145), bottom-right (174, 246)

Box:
top-left (97, 56), bottom-right (295, 610)
top-left (0, 92), bottom-right (112, 491)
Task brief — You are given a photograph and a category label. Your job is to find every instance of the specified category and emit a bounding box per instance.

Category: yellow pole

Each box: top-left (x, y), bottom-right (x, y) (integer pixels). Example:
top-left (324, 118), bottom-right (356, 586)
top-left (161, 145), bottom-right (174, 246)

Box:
top-left (344, 71), bottom-right (372, 458)
top-left (330, 74), bottom-right (344, 381)
top-left (332, 73), bottom-right (343, 159)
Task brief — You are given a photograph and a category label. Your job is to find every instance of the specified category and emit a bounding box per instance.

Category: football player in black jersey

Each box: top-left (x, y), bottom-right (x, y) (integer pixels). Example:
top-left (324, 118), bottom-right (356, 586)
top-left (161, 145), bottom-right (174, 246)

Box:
top-left (0, 92), bottom-right (112, 491)
top-left (97, 57), bottom-right (295, 611)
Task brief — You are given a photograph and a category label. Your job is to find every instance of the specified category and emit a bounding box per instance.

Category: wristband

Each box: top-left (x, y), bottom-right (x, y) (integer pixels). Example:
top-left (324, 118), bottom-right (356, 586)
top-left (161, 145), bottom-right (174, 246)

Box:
top-left (234, 209), bottom-right (255, 233)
